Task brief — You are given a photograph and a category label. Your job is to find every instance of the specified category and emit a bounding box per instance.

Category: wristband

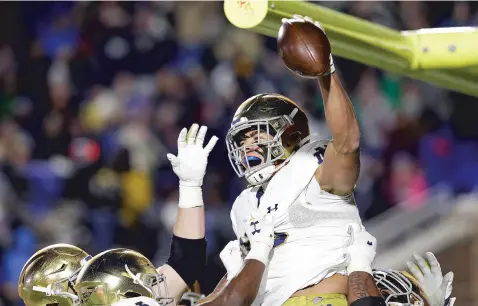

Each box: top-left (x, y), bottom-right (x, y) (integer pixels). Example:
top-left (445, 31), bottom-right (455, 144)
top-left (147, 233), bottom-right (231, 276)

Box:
top-left (178, 184), bottom-right (204, 208)
top-left (245, 243), bottom-right (271, 265)
top-left (323, 54), bottom-right (336, 76)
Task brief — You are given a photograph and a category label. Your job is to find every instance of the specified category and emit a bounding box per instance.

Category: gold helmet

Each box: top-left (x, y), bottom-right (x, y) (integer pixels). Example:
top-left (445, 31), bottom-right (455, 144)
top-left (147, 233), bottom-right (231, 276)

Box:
top-left (18, 244), bottom-right (91, 306)
top-left (74, 248), bottom-right (173, 306)
top-left (226, 93), bottom-right (310, 185)
top-left (374, 269), bottom-right (429, 306)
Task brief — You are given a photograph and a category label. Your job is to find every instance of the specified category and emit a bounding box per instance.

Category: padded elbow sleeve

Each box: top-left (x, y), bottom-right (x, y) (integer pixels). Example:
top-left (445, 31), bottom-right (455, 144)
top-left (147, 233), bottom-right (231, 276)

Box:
top-left (166, 235), bottom-right (207, 287)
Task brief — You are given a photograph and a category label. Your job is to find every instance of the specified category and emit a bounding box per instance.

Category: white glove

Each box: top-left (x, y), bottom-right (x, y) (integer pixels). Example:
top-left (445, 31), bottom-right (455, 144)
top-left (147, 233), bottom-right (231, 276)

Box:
top-left (220, 240), bottom-right (244, 281)
top-left (244, 214), bottom-right (275, 265)
top-left (346, 223), bottom-right (377, 275)
top-left (405, 252), bottom-right (455, 306)
top-left (167, 124), bottom-right (218, 208)
top-left (281, 14), bottom-right (335, 75)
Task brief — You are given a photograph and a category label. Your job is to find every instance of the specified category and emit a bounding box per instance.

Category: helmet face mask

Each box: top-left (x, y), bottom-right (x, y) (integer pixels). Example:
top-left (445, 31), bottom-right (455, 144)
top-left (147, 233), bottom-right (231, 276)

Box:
top-left (141, 273), bottom-right (175, 305)
top-left (374, 269), bottom-right (425, 306)
top-left (226, 116), bottom-right (292, 184)
top-left (226, 93), bottom-right (309, 185)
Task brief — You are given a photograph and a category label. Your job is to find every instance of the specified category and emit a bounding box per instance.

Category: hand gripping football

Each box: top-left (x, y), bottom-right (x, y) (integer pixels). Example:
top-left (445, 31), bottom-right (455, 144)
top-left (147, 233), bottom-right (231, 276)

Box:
top-left (278, 16), bottom-right (332, 78)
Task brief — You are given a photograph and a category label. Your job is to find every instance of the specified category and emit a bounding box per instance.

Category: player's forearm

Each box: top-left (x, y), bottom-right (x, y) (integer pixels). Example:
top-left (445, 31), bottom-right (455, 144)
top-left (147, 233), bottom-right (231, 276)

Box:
top-left (197, 260), bottom-right (264, 306)
top-left (197, 275), bottom-right (228, 304)
top-left (221, 259), bottom-right (264, 306)
top-left (318, 73), bottom-right (360, 154)
top-left (348, 272), bottom-right (384, 305)
top-left (156, 265), bottom-right (189, 302)
top-left (173, 206), bottom-right (205, 239)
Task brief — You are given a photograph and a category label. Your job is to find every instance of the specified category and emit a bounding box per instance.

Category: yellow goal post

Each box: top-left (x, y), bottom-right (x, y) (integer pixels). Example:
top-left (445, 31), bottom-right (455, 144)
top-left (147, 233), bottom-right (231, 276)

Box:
top-left (224, 0), bottom-right (478, 97)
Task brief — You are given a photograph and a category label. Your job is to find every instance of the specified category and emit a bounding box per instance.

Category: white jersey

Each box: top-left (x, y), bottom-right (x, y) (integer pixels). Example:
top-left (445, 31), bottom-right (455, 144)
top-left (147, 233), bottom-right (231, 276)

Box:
top-left (111, 297), bottom-right (160, 306)
top-left (230, 140), bottom-right (361, 306)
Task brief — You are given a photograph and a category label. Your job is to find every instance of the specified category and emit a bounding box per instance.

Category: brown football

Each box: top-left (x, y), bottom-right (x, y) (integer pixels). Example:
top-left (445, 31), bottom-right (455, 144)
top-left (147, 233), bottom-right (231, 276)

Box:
top-left (277, 19), bottom-right (331, 78)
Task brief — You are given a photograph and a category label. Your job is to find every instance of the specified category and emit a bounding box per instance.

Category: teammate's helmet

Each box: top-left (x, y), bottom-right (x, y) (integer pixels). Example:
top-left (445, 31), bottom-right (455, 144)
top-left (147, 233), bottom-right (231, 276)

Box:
top-left (74, 248), bottom-right (172, 306)
top-left (18, 244), bottom-right (91, 306)
top-left (374, 269), bottom-right (428, 306)
top-left (226, 93), bottom-right (310, 185)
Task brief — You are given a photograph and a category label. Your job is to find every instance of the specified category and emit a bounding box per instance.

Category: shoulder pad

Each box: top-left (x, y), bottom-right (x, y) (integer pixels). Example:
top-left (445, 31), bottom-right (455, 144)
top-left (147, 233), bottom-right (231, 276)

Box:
top-left (300, 139), bottom-right (330, 154)
top-left (296, 139), bottom-right (329, 165)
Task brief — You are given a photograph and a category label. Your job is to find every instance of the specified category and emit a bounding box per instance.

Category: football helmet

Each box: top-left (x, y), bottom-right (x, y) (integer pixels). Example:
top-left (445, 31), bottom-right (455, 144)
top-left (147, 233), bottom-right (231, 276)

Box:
top-left (74, 248), bottom-right (173, 306)
top-left (374, 269), bottom-right (429, 306)
top-left (226, 93), bottom-right (310, 185)
top-left (18, 244), bottom-right (91, 306)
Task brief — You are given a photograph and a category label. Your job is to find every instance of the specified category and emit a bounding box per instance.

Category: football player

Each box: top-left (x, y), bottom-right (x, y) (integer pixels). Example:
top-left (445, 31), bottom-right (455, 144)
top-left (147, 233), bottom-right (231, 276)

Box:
top-left (204, 222), bottom-right (385, 306)
top-left (223, 15), bottom-right (364, 306)
top-left (73, 214), bottom-right (274, 306)
top-left (100, 124), bottom-right (218, 305)
top-left (206, 222), bottom-right (455, 306)
top-left (18, 243), bottom-right (92, 306)
top-left (17, 124), bottom-right (218, 306)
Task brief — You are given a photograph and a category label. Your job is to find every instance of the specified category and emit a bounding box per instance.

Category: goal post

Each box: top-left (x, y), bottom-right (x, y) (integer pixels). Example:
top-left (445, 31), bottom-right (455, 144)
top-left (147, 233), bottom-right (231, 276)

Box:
top-left (224, 0), bottom-right (478, 97)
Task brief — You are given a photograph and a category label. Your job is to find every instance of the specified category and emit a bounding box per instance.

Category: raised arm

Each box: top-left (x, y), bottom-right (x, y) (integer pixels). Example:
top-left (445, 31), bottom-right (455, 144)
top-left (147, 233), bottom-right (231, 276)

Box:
top-left (280, 15), bottom-right (360, 196)
top-left (316, 71), bottom-right (360, 196)
top-left (158, 124), bottom-right (218, 302)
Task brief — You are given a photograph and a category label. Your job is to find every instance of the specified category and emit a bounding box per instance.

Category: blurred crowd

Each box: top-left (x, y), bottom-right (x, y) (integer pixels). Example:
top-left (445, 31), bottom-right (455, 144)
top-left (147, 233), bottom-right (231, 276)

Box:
top-left (1, 2), bottom-right (478, 305)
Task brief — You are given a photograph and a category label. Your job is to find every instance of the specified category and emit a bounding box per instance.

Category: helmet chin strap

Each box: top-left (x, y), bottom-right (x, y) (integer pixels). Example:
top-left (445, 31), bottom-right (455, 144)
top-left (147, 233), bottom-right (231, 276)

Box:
top-left (246, 165), bottom-right (276, 185)
top-left (245, 134), bottom-right (313, 186)
top-left (33, 284), bottom-right (81, 306)
top-left (297, 134), bottom-right (312, 147)
top-left (125, 264), bottom-right (155, 296)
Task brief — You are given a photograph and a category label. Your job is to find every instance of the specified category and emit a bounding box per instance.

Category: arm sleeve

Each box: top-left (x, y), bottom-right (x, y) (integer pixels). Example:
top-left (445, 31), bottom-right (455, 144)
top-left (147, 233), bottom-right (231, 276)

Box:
top-left (166, 235), bottom-right (207, 287)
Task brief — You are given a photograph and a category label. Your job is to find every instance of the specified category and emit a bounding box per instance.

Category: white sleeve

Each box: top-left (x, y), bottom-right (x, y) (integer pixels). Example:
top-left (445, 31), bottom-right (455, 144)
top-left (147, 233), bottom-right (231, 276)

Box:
top-left (230, 208), bottom-right (239, 238)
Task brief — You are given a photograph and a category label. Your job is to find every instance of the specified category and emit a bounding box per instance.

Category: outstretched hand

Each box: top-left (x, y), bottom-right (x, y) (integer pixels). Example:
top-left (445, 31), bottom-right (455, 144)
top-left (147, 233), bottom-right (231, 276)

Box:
top-left (167, 124), bottom-right (218, 187)
top-left (406, 252), bottom-right (455, 306)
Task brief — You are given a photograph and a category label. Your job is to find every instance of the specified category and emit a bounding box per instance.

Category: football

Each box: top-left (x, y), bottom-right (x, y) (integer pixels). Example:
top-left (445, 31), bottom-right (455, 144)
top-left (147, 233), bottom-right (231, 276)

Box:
top-left (277, 19), bottom-right (331, 78)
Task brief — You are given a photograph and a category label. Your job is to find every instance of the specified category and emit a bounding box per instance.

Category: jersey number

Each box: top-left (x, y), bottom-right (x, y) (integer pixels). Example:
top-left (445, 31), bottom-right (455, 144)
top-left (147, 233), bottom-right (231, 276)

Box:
top-left (135, 302), bottom-right (149, 306)
top-left (273, 232), bottom-right (288, 248)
